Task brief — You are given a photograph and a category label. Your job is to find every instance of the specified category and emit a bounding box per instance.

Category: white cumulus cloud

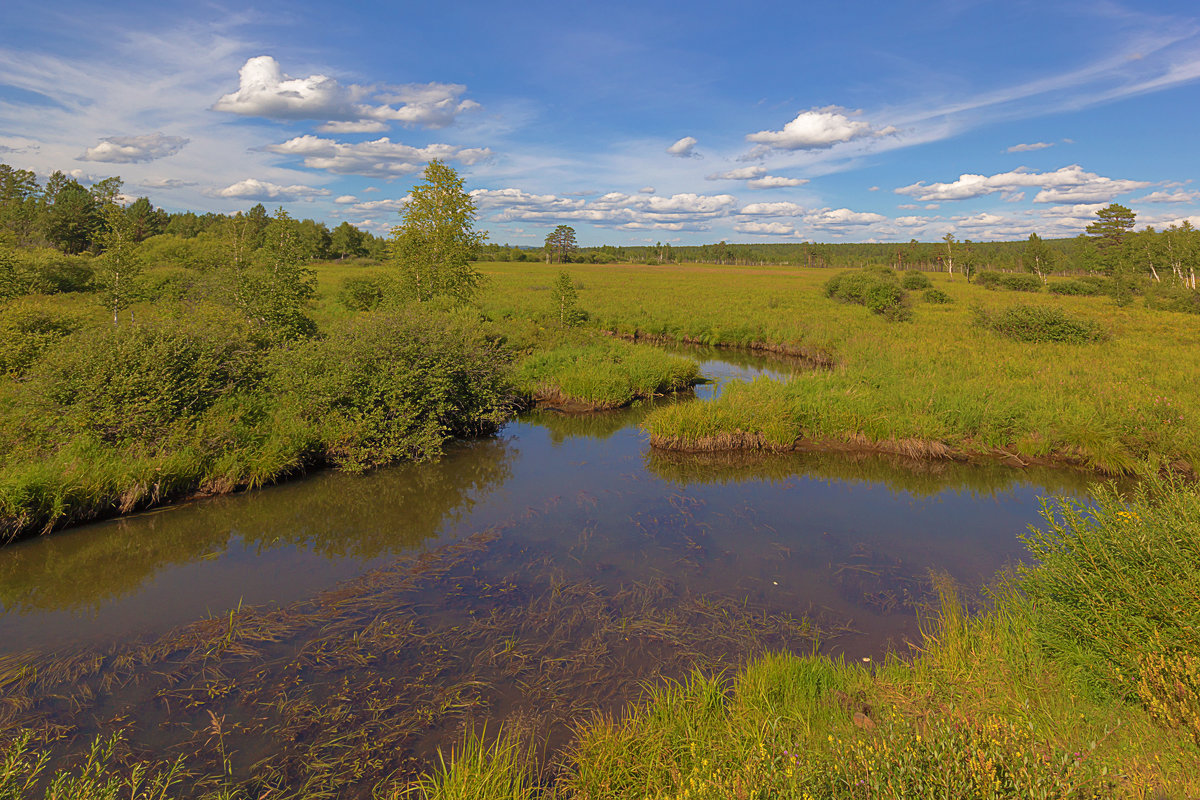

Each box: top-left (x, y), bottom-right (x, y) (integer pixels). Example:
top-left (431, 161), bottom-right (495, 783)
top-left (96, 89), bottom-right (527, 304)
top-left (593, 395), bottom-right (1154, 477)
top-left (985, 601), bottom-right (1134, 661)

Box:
top-left (746, 106), bottom-right (896, 153)
top-left (266, 135), bottom-right (491, 178)
top-left (734, 221), bottom-right (797, 236)
top-left (707, 166), bottom-right (767, 180)
top-left (1134, 189), bottom-right (1200, 203)
top-left (213, 178), bottom-right (330, 201)
top-left (895, 165), bottom-right (1150, 203)
top-left (747, 176), bottom-right (808, 189)
top-left (1006, 142), bottom-right (1055, 153)
top-left (317, 120), bottom-right (390, 134)
top-left (666, 136), bottom-right (699, 158)
top-left (471, 187), bottom-right (737, 231)
top-left (738, 201), bottom-right (807, 217)
top-left (80, 132), bottom-right (189, 163)
top-left (213, 56), bottom-right (480, 128)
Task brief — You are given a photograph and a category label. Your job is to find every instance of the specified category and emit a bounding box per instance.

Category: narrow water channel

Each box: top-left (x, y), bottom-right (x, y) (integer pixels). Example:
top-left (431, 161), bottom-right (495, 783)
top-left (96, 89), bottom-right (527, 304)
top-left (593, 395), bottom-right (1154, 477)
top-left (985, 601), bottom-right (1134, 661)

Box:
top-left (0, 347), bottom-right (1099, 792)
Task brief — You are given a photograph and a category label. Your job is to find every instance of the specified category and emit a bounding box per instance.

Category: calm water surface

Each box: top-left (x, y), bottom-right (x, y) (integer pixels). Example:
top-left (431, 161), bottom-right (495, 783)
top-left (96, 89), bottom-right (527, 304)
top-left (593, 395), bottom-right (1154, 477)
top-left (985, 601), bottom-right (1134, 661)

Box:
top-left (0, 347), bottom-right (1100, 789)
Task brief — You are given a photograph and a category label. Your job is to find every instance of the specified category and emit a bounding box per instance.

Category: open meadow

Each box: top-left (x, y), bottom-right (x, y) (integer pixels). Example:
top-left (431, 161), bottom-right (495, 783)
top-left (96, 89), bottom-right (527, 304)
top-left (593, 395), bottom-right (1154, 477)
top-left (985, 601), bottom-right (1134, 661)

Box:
top-left (477, 260), bottom-right (1200, 475)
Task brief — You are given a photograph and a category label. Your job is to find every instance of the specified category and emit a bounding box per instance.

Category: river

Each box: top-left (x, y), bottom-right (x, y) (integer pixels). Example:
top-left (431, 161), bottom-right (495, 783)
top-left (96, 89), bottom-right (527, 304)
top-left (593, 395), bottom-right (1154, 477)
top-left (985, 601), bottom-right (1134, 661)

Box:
top-left (0, 346), bottom-right (1098, 793)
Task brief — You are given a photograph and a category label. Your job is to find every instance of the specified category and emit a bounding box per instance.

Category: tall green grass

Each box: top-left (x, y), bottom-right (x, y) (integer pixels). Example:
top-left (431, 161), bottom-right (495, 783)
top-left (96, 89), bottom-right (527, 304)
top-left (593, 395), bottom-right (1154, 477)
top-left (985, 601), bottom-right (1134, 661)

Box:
top-left (513, 338), bottom-right (700, 409)
top-left (476, 261), bottom-right (1199, 473)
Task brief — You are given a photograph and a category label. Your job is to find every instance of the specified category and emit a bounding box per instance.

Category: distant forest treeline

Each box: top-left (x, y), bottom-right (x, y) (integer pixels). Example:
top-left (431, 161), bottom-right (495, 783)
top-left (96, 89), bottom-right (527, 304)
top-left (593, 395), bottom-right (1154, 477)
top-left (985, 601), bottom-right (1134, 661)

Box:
top-left (482, 239), bottom-right (1083, 271)
top-left (0, 163), bottom-right (388, 262)
top-left (5, 161), bottom-right (1198, 291)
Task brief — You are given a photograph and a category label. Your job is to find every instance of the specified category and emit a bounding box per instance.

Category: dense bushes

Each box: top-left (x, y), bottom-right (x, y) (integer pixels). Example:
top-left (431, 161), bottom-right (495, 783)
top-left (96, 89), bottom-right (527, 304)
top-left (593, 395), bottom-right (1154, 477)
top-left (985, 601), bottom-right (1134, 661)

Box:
top-left (975, 271), bottom-right (1043, 292)
top-left (900, 270), bottom-right (932, 290)
top-left (1048, 278), bottom-right (1104, 296)
top-left (0, 306), bottom-right (518, 539)
top-left (17, 308), bottom-right (262, 446)
top-left (0, 299), bottom-right (83, 376)
top-left (923, 288), bottom-right (952, 304)
top-left (1145, 283), bottom-right (1200, 314)
top-left (972, 303), bottom-right (1109, 343)
top-left (338, 275), bottom-right (387, 311)
top-left (823, 268), bottom-right (912, 320)
top-left (274, 309), bottom-right (513, 470)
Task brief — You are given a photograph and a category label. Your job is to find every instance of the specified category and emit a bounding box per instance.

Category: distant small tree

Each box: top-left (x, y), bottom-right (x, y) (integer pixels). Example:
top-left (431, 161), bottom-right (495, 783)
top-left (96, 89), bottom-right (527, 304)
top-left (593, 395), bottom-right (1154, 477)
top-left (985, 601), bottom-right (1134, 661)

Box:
top-left (95, 204), bottom-right (143, 325)
top-left (390, 160), bottom-right (485, 302)
top-left (1023, 232), bottom-right (1055, 284)
top-left (552, 270), bottom-right (586, 327)
top-left (941, 233), bottom-right (956, 275)
top-left (544, 225), bottom-right (577, 264)
top-left (959, 239), bottom-right (980, 282)
top-left (331, 221), bottom-right (367, 259)
top-left (238, 208), bottom-right (317, 339)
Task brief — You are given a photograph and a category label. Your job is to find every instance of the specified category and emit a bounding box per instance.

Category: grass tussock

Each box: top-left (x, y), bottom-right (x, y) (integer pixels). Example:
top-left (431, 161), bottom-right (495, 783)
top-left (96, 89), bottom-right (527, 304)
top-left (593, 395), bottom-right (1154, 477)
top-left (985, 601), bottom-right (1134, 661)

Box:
top-left (513, 338), bottom-right (700, 410)
top-left (973, 303), bottom-right (1110, 344)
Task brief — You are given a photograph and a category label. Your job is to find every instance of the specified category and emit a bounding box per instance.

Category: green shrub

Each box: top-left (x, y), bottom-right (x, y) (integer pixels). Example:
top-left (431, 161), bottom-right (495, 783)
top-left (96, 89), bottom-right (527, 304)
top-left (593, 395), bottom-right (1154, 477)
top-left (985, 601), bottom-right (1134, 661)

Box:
top-left (1021, 476), bottom-right (1200, 703)
top-left (824, 269), bottom-right (911, 320)
top-left (1048, 279), bottom-right (1103, 296)
top-left (976, 271), bottom-right (1042, 292)
top-left (900, 270), bottom-right (932, 290)
top-left (1145, 283), bottom-right (1200, 314)
top-left (0, 300), bottom-right (83, 377)
top-left (923, 288), bottom-right (952, 304)
top-left (273, 308), bottom-right (513, 471)
top-left (19, 308), bottom-right (263, 445)
top-left (972, 303), bottom-right (1108, 344)
top-left (139, 267), bottom-right (198, 302)
top-left (338, 275), bottom-right (387, 311)
top-left (32, 250), bottom-right (95, 293)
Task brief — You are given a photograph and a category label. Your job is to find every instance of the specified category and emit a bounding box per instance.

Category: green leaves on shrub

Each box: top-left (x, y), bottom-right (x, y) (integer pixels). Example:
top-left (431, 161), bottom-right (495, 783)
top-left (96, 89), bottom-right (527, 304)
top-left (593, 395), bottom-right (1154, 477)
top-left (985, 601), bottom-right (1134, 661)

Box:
top-left (972, 303), bottom-right (1109, 343)
top-left (0, 299), bottom-right (82, 377)
top-left (1047, 279), bottom-right (1103, 296)
top-left (923, 288), bottom-right (952, 304)
top-left (975, 271), bottom-right (1043, 292)
top-left (1144, 283), bottom-right (1200, 314)
top-left (21, 307), bottom-right (262, 445)
top-left (338, 275), bottom-right (387, 311)
top-left (273, 309), bottom-right (513, 471)
top-left (823, 269), bottom-right (912, 321)
top-left (900, 270), bottom-right (932, 290)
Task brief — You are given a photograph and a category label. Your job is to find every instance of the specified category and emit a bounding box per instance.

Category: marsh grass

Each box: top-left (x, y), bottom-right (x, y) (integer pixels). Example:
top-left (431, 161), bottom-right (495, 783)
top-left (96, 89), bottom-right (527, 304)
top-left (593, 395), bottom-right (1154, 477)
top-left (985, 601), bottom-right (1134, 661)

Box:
top-left (513, 338), bottom-right (700, 410)
top-left (476, 261), bottom-right (1200, 474)
top-left (973, 303), bottom-right (1110, 344)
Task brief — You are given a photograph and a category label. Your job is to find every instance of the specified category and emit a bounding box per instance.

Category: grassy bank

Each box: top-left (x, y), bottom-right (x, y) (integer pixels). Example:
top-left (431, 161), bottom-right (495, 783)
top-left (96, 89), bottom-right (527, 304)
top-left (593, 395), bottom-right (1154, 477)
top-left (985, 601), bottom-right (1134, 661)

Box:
top-left (513, 337), bottom-right (701, 410)
top-left (0, 304), bottom-right (514, 541)
top-left (474, 261), bottom-right (1199, 474)
top-left (408, 475), bottom-right (1200, 798)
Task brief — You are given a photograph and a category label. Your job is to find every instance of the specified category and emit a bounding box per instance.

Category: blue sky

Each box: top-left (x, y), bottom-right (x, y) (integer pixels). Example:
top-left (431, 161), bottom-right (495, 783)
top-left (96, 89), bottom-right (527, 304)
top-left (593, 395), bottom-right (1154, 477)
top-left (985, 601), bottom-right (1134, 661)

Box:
top-left (2, 0), bottom-right (1199, 246)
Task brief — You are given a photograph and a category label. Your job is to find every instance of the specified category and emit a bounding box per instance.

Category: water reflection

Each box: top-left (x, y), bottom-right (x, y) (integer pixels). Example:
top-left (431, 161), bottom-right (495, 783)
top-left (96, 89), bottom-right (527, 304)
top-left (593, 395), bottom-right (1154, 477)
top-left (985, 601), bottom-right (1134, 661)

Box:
top-left (0, 437), bottom-right (512, 645)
